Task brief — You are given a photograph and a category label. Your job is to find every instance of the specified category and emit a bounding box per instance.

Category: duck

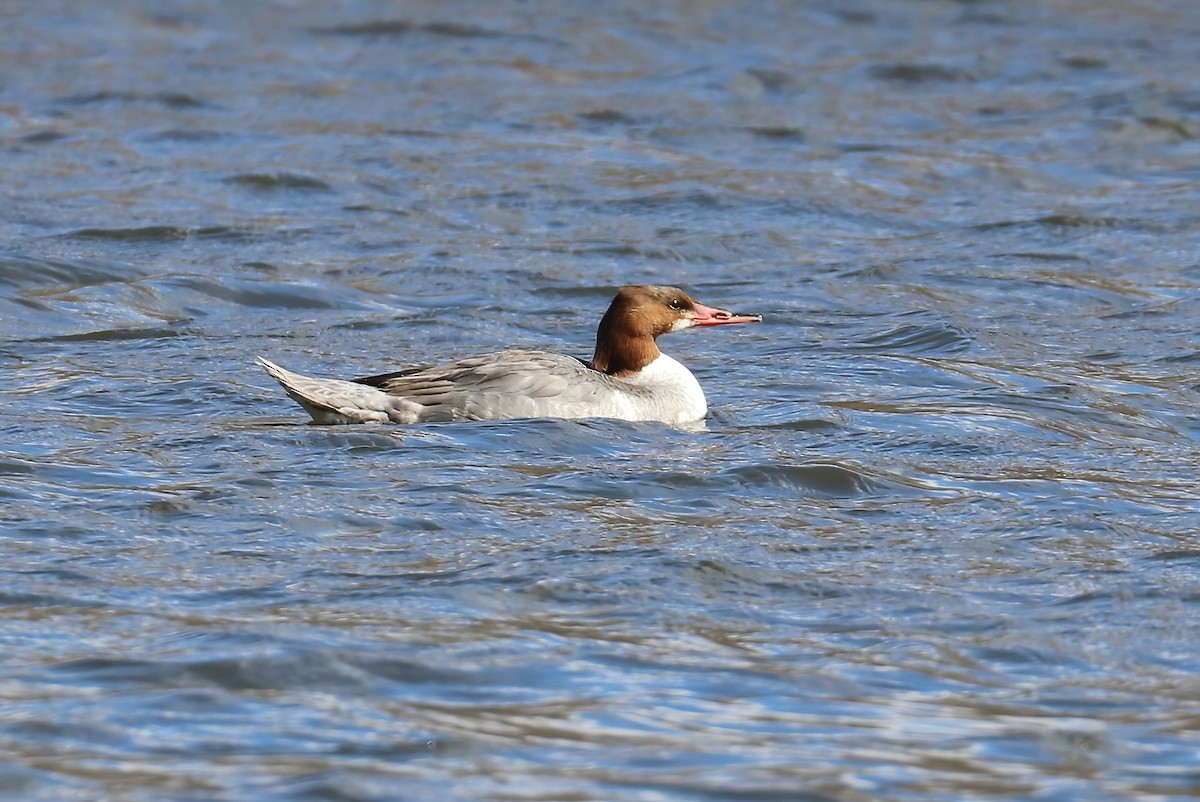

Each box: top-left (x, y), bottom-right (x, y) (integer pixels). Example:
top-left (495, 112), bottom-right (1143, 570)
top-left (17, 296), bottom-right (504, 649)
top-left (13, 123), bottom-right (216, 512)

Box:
top-left (258, 285), bottom-right (761, 425)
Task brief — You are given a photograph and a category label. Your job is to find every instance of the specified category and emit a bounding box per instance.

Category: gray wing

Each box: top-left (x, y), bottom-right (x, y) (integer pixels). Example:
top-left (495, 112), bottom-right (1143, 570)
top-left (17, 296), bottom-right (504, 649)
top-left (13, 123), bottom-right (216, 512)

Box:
top-left (352, 350), bottom-right (627, 422)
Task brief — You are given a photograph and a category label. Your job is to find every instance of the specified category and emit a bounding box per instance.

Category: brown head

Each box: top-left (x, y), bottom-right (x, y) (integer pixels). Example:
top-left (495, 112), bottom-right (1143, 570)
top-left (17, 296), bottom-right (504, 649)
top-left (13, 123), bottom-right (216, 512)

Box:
top-left (590, 285), bottom-right (762, 377)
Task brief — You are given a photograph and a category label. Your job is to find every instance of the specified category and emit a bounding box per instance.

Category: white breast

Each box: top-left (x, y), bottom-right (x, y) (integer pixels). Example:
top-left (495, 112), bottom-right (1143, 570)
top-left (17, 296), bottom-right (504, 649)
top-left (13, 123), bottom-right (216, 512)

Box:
top-left (619, 353), bottom-right (708, 423)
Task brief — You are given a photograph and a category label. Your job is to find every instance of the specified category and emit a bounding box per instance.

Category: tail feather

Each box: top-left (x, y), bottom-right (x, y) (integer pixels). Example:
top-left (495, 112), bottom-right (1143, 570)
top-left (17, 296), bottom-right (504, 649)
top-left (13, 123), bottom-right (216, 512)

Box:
top-left (257, 356), bottom-right (400, 424)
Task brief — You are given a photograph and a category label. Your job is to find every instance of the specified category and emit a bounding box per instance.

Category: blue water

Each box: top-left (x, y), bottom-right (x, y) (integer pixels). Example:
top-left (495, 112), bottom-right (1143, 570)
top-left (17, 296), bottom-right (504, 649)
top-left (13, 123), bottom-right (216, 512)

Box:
top-left (2, 1), bottom-right (1200, 800)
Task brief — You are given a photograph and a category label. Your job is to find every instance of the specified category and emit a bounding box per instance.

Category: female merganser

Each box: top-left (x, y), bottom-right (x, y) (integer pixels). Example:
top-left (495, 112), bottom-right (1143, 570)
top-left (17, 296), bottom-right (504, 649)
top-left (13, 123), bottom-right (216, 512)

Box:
top-left (258, 285), bottom-right (761, 425)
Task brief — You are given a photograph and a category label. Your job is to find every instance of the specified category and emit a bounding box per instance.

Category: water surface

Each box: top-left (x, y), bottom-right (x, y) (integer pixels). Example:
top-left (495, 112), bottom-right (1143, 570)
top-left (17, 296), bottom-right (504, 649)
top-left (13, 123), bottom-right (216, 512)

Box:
top-left (2, 1), bottom-right (1200, 800)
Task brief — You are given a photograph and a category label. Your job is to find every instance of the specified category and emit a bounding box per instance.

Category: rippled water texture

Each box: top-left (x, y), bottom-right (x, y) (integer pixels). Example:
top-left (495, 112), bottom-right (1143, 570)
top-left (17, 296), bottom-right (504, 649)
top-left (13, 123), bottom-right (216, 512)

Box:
top-left (3, 1), bottom-right (1200, 800)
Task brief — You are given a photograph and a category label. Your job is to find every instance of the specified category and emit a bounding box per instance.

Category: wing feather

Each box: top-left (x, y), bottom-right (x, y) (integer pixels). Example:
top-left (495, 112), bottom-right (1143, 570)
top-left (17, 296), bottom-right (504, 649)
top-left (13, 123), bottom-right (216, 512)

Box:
top-left (346, 350), bottom-right (624, 419)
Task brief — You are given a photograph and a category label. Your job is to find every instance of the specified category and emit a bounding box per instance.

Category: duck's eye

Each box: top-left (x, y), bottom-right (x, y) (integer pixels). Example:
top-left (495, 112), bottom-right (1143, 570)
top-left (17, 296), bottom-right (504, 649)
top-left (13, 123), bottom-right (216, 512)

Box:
top-left (668, 298), bottom-right (688, 311)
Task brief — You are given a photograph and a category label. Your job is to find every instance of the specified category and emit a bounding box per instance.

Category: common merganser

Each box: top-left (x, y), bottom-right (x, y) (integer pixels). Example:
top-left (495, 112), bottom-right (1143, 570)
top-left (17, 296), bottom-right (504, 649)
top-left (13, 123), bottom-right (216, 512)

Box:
top-left (258, 285), bottom-right (761, 425)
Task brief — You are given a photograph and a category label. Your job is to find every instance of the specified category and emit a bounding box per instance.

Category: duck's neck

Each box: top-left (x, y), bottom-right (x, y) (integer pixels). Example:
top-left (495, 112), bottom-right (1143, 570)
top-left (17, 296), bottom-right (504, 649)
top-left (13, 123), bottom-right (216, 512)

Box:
top-left (591, 318), bottom-right (660, 378)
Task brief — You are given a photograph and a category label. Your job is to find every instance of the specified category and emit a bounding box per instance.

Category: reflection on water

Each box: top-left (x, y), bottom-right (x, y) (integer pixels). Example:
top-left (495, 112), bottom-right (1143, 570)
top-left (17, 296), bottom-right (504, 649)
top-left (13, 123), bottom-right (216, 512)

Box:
top-left (2, 0), bottom-right (1200, 800)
